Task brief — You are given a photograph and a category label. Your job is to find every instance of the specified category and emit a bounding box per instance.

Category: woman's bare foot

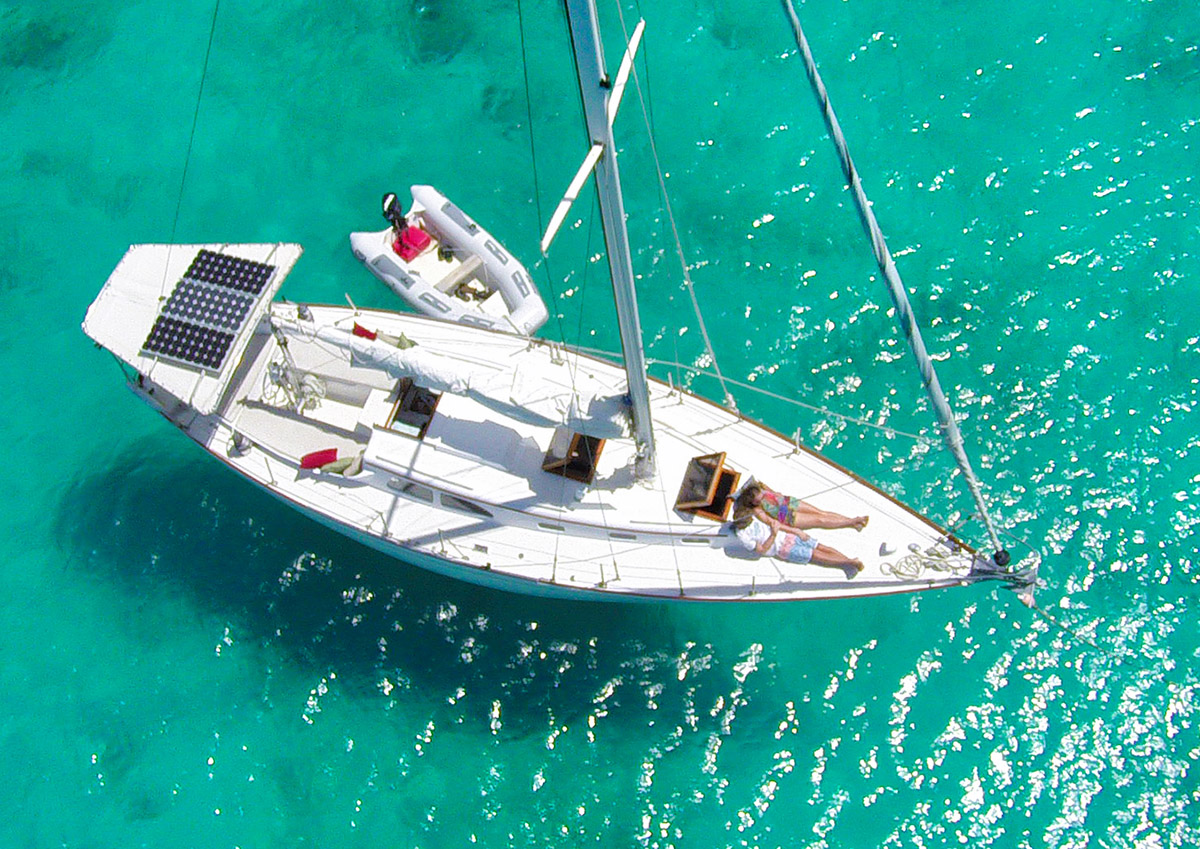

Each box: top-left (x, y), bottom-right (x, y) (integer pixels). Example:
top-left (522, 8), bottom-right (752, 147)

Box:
top-left (843, 559), bottom-right (865, 578)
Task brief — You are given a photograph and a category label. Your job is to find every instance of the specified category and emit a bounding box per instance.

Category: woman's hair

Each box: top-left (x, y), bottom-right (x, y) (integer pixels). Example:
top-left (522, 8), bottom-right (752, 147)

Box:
top-left (730, 485), bottom-right (761, 530)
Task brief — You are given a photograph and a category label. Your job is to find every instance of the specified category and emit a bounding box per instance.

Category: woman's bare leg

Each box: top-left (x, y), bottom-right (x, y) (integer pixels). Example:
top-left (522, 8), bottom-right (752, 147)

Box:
top-left (782, 505), bottom-right (869, 532)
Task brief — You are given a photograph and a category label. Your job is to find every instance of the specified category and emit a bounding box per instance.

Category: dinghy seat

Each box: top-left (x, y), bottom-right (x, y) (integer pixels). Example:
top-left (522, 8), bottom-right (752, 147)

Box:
top-left (435, 255), bottom-right (484, 294)
top-left (394, 226), bottom-right (434, 261)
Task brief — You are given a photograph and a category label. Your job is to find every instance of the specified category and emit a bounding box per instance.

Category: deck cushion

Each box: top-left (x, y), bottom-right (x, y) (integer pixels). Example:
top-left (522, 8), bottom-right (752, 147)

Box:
top-left (300, 448), bottom-right (339, 469)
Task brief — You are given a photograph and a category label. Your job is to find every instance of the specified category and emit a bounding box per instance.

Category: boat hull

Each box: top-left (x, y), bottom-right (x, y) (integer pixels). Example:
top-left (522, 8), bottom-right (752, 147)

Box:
top-left (148, 308), bottom-right (976, 603)
top-left (197, 424), bottom-right (968, 604)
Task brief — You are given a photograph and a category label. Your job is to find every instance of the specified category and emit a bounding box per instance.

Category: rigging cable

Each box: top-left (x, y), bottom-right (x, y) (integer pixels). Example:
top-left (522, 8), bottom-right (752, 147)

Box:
top-left (521, 0), bottom-right (619, 575)
top-left (162, 0), bottom-right (222, 297)
top-left (548, 338), bottom-right (940, 443)
top-left (595, 3), bottom-right (686, 583)
top-left (780, 0), bottom-right (1010, 566)
top-left (517, 0), bottom-right (595, 414)
top-left (517, 0), bottom-right (573, 347)
top-left (609, 1), bottom-right (737, 412)
top-left (519, 0), bottom-right (592, 447)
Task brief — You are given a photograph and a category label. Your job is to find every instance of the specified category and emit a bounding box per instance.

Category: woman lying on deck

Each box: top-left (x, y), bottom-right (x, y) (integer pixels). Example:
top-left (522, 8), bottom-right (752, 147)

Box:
top-left (730, 484), bottom-right (865, 577)
top-left (741, 480), bottom-right (869, 532)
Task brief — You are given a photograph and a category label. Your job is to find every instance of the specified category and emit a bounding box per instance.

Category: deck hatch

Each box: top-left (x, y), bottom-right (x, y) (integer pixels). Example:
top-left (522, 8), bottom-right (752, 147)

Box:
top-left (442, 495), bottom-right (493, 518)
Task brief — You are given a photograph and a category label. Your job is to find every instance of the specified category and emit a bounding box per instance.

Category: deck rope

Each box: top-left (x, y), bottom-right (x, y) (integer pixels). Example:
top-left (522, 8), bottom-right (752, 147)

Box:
top-left (881, 543), bottom-right (973, 580)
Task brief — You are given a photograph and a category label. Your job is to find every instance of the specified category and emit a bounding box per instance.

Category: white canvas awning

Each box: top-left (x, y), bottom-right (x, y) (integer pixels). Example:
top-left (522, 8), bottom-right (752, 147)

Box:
top-left (291, 323), bottom-right (630, 439)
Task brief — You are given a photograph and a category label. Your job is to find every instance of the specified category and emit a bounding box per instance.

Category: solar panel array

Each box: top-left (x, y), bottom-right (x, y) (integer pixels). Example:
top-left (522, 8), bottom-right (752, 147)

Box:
top-left (142, 317), bottom-right (235, 371)
top-left (141, 249), bottom-right (278, 372)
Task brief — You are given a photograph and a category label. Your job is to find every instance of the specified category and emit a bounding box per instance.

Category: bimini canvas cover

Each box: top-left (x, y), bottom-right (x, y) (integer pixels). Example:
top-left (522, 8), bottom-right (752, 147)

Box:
top-left (302, 324), bottom-right (629, 439)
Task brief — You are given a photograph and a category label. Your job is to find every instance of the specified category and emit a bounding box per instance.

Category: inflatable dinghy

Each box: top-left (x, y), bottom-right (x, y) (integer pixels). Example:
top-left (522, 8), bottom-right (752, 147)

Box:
top-left (350, 185), bottom-right (548, 336)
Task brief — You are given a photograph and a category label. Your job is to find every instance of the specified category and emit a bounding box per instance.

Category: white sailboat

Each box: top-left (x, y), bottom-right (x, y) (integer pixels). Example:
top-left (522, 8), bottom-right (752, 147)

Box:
top-left (81, 0), bottom-right (1035, 603)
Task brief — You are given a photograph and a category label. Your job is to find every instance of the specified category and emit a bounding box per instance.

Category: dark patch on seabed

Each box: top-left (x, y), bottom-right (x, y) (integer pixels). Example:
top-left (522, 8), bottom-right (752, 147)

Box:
top-left (703, 0), bottom-right (760, 51)
top-left (481, 82), bottom-right (524, 134)
top-left (57, 439), bottom-right (689, 733)
top-left (397, 0), bottom-right (471, 65)
top-left (0, 215), bottom-right (22, 295)
top-left (0, 4), bottom-right (109, 74)
top-left (22, 145), bottom-right (145, 220)
top-left (0, 7), bottom-right (71, 69)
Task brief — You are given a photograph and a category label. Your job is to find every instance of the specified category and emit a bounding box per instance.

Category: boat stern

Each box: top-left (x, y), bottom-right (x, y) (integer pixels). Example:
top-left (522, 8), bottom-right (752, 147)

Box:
top-left (83, 242), bottom-right (303, 415)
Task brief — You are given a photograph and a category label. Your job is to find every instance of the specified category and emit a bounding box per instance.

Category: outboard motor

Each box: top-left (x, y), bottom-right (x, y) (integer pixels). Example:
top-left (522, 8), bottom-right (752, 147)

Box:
top-left (382, 192), bottom-right (407, 232)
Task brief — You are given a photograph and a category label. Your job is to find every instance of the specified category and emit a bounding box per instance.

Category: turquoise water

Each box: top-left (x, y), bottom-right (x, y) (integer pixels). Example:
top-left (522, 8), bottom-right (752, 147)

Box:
top-left (3, 0), bottom-right (1197, 845)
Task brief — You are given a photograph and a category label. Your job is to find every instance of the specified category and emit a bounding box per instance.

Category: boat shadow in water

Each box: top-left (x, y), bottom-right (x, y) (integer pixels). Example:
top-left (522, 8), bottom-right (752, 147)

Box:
top-left (55, 439), bottom-right (710, 733)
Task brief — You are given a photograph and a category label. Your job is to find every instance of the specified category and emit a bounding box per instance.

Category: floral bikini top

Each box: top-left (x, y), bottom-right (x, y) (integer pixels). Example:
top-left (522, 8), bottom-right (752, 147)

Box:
top-left (758, 489), bottom-right (800, 524)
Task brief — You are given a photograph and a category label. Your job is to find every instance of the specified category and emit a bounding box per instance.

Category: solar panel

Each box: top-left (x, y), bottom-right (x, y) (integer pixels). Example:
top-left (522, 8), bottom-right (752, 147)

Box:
top-left (142, 316), bottom-right (235, 371)
top-left (162, 278), bottom-right (255, 331)
top-left (139, 248), bottom-right (279, 372)
top-left (185, 249), bottom-right (276, 294)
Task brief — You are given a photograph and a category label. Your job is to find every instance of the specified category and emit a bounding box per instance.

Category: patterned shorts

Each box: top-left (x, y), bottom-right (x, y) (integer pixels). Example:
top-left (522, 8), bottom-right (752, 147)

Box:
top-left (776, 533), bottom-right (817, 564)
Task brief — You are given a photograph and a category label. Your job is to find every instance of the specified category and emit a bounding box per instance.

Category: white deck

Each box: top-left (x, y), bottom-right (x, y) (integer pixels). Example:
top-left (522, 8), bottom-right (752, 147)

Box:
top-left (218, 312), bottom-right (975, 601)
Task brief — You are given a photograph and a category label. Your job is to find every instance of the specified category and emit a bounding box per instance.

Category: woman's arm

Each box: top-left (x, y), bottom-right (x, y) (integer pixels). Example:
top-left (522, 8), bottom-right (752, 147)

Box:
top-left (753, 506), bottom-right (810, 540)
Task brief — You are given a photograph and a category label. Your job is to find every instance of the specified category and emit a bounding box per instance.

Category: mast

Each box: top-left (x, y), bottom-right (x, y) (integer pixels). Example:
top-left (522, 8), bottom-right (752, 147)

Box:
top-left (562, 0), bottom-right (656, 477)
